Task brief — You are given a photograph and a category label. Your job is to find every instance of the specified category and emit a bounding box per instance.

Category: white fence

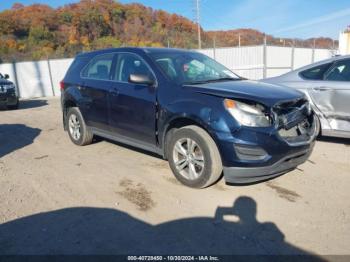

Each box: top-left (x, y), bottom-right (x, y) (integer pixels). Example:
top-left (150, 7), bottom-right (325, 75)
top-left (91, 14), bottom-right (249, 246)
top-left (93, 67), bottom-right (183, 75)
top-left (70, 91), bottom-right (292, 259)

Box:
top-left (0, 45), bottom-right (335, 99)
top-left (198, 45), bottom-right (335, 80)
top-left (0, 58), bottom-right (73, 99)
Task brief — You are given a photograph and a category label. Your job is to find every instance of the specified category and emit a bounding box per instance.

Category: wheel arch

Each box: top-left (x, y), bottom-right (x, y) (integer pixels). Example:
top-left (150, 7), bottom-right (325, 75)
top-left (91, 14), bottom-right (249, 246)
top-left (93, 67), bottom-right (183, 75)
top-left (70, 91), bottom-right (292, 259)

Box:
top-left (161, 116), bottom-right (218, 159)
top-left (62, 98), bottom-right (78, 130)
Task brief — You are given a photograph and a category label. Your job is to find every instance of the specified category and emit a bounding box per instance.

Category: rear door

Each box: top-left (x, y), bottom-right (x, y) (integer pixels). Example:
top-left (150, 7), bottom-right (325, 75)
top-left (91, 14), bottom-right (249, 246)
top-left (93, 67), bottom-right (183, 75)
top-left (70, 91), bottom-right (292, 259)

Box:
top-left (315, 59), bottom-right (350, 131)
top-left (108, 52), bottom-right (157, 146)
top-left (80, 53), bottom-right (116, 131)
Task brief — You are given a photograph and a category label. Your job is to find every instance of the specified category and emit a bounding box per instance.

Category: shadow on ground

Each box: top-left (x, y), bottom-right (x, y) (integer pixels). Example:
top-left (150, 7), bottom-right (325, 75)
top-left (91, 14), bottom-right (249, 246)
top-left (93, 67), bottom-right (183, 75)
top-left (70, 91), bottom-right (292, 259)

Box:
top-left (0, 124), bottom-right (41, 158)
top-left (18, 99), bottom-right (48, 110)
top-left (0, 197), bottom-right (325, 259)
top-left (317, 136), bottom-right (350, 145)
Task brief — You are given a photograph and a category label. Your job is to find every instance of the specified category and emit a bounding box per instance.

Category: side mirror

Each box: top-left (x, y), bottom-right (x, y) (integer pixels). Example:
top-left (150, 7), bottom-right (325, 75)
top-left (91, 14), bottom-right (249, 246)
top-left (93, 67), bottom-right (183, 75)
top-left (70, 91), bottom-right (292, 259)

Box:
top-left (4, 74), bottom-right (9, 79)
top-left (128, 74), bottom-right (155, 86)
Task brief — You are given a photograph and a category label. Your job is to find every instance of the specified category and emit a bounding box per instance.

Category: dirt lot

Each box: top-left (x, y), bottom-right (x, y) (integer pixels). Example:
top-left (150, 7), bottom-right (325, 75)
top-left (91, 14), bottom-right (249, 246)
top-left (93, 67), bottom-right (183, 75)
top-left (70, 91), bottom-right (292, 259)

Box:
top-left (0, 98), bottom-right (349, 257)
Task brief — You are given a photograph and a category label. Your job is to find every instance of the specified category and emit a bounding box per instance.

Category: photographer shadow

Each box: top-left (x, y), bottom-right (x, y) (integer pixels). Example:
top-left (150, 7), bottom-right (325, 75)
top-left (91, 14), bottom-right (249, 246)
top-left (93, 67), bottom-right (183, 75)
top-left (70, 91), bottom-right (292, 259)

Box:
top-left (0, 196), bottom-right (325, 259)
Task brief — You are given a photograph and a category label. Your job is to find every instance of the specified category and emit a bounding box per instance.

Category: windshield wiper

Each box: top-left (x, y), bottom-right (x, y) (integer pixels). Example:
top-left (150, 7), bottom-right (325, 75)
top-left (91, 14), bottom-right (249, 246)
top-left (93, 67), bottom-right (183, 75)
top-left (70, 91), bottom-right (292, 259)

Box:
top-left (184, 77), bottom-right (241, 85)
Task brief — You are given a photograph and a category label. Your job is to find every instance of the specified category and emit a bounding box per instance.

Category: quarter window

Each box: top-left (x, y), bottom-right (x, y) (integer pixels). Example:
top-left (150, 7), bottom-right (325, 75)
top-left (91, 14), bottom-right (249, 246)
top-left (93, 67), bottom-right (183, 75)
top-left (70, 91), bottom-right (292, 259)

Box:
top-left (82, 53), bottom-right (115, 80)
top-left (299, 63), bottom-right (332, 80)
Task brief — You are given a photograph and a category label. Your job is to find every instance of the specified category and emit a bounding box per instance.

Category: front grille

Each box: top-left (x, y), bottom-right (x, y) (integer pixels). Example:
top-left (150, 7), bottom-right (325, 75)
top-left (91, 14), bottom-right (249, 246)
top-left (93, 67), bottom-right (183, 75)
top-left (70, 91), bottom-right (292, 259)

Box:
top-left (274, 98), bottom-right (316, 145)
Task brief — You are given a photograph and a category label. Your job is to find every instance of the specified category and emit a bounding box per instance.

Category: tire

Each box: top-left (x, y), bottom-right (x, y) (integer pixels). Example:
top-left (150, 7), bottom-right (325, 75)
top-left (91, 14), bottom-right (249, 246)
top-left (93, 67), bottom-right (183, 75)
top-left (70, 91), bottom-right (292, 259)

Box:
top-left (315, 114), bottom-right (322, 137)
top-left (7, 99), bottom-right (19, 110)
top-left (167, 125), bottom-right (223, 188)
top-left (66, 107), bottom-right (93, 146)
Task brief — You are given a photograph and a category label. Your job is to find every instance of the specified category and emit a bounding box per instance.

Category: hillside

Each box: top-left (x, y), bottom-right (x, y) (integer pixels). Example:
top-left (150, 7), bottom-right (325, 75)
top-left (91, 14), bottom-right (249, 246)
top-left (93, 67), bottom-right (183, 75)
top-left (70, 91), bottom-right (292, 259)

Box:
top-left (0, 0), bottom-right (337, 62)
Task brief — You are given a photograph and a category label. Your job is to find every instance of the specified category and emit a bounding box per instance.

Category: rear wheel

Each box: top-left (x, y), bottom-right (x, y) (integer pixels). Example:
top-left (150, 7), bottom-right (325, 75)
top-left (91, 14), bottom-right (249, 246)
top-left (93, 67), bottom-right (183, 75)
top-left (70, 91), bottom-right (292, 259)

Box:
top-left (66, 107), bottom-right (93, 146)
top-left (167, 125), bottom-right (222, 188)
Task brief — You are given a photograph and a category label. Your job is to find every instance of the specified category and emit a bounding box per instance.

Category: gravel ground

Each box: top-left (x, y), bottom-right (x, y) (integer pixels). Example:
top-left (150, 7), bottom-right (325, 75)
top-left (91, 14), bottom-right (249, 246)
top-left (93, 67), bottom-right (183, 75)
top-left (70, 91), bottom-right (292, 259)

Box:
top-left (0, 98), bottom-right (349, 258)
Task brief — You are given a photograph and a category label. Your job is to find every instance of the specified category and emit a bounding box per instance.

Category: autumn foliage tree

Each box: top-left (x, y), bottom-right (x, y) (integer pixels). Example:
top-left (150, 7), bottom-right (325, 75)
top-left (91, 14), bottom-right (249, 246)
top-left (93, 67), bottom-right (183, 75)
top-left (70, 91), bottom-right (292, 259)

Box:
top-left (0, 0), bottom-right (337, 62)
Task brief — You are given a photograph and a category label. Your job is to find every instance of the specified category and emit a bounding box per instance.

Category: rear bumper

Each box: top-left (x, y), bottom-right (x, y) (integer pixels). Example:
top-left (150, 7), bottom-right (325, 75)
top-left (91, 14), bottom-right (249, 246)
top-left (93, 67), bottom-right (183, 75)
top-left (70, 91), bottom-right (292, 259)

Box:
top-left (223, 143), bottom-right (314, 184)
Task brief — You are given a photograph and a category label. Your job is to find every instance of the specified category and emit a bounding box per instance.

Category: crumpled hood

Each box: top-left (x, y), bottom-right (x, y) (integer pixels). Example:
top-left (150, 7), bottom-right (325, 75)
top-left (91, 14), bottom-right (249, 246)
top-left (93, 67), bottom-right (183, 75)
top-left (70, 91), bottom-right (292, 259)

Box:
top-left (184, 80), bottom-right (304, 107)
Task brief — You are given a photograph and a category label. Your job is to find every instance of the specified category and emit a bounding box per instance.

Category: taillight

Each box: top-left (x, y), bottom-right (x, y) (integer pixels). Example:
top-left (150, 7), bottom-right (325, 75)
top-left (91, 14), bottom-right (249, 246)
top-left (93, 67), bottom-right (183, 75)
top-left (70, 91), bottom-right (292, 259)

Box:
top-left (60, 81), bottom-right (65, 91)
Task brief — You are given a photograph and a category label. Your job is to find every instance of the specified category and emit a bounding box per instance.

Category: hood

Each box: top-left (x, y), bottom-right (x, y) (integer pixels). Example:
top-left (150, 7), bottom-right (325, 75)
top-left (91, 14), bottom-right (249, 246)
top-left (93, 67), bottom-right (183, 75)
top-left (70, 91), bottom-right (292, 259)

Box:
top-left (183, 80), bottom-right (304, 107)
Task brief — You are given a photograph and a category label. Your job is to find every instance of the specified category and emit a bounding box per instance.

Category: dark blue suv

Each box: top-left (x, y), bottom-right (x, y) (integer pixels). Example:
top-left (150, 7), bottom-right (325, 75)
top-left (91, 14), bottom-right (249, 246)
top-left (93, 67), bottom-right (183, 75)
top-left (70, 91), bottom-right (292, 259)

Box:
top-left (61, 48), bottom-right (318, 188)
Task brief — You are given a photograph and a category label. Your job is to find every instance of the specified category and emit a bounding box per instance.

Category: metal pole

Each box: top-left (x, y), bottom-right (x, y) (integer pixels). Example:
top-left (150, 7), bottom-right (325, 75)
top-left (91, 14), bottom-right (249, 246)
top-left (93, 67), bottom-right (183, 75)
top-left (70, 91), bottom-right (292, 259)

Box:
top-left (312, 39), bottom-right (316, 63)
top-left (11, 58), bottom-right (20, 98)
top-left (195, 0), bottom-right (201, 49)
top-left (238, 34), bottom-right (241, 47)
top-left (47, 56), bottom-right (55, 96)
top-left (291, 40), bottom-right (295, 71)
top-left (213, 35), bottom-right (216, 60)
top-left (263, 35), bottom-right (267, 79)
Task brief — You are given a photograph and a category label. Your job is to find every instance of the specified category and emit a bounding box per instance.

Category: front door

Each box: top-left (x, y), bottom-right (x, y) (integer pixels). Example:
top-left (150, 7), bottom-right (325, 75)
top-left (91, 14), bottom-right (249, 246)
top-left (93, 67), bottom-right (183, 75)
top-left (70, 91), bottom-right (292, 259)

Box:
top-left (109, 52), bottom-right (157, 146)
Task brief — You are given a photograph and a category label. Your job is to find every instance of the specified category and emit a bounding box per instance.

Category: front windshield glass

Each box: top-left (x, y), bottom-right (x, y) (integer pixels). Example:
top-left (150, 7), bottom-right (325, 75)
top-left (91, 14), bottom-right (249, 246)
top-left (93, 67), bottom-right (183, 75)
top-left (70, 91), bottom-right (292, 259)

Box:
top-left (149, 51), bottom-right (240, 85)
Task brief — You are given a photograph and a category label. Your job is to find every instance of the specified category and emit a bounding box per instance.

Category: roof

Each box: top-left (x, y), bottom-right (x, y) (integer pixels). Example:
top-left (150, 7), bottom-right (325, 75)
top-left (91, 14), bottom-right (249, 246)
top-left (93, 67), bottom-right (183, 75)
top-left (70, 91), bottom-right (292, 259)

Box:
top-left (77, 47), bottom-right (197, 57)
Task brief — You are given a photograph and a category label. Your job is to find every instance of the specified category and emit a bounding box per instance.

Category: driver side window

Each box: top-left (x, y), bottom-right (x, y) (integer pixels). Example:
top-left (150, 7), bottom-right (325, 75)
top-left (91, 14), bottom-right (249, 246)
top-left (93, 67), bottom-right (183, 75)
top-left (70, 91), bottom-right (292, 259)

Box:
top-left (114, 53), bottom-right (153, 82)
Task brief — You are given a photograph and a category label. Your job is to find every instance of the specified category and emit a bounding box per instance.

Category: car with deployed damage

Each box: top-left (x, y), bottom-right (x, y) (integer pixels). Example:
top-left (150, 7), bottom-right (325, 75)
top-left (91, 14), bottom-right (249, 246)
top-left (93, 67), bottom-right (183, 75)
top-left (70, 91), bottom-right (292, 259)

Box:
top-left (60, 47), bottom-right (318, 188)
top-left (0, 72), bottom-right (19, 110)
top-left (262, 55), bottom-right (350, 139)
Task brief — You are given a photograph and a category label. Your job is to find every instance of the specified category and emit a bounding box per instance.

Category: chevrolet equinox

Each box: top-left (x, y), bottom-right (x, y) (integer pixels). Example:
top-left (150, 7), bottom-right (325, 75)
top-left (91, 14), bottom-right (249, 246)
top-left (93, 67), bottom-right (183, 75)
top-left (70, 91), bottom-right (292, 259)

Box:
top-left (61, 48), bottom-right (318, 188)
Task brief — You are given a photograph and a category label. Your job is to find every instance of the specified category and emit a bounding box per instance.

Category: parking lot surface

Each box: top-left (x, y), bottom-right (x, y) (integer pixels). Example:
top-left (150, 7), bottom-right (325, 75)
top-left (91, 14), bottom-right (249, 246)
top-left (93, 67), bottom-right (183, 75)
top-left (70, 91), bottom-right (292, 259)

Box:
top-left (0, 98), bottom-right (349, 257)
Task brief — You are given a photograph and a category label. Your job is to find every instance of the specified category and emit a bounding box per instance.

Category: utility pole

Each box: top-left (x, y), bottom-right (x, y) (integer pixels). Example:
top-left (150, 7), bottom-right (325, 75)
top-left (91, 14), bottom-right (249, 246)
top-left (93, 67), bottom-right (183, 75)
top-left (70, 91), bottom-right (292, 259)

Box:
top-left (194, 0), bottom-right (201, 49)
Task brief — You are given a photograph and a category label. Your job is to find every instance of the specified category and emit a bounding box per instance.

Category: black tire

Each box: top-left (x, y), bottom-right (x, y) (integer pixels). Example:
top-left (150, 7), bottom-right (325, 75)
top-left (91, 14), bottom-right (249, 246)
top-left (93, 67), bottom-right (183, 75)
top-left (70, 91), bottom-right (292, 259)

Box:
top-left (167, 125), bottom-right (222, 188)
top-left (66, 107), bottom-right (93, 146)
top-left (315, 114), bottom-right (322, 137)
top-left (7, 99), bottom-right (19, 110)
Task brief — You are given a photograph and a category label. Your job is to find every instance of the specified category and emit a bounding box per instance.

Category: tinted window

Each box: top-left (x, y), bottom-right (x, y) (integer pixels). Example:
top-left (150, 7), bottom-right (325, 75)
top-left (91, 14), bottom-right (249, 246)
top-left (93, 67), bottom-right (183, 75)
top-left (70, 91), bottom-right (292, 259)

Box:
top-left (299, 63), bottom-right (332, 80)
top-left (325, 60), bottom-right (350, 81)
top-left (82, 53), bottom-right (114, 80)
top-left (114, 53), bottom-right (153, 82)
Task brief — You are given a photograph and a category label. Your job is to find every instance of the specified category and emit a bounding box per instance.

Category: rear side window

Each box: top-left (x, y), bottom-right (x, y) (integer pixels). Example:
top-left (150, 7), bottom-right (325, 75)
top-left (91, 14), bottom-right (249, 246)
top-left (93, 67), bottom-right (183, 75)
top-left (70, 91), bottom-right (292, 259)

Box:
top-left (325, 59), bottom-right (350, 81)
top-left (81, 53), bottom-right (115, 80)
top-left (299, 63), bottom-right (332, 80)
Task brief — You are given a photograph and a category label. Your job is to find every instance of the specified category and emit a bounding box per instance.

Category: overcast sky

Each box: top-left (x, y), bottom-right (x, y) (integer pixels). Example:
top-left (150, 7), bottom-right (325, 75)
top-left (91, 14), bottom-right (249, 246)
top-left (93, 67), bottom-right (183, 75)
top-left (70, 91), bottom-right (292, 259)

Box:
top-left (2, 0), bottom-right (349, 39)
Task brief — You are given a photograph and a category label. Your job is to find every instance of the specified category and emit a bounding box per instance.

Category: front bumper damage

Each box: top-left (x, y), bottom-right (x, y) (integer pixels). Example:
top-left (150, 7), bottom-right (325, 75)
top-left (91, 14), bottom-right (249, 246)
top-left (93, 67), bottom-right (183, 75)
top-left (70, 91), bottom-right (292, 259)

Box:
top-left (223, 98), bottom-right (319, 184)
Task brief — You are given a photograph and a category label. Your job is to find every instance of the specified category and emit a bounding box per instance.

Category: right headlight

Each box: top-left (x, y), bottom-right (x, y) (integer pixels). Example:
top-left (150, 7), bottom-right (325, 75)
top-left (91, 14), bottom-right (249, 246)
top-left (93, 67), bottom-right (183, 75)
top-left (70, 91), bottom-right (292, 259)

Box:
top-left (223, 99), bottom-right (271, 127)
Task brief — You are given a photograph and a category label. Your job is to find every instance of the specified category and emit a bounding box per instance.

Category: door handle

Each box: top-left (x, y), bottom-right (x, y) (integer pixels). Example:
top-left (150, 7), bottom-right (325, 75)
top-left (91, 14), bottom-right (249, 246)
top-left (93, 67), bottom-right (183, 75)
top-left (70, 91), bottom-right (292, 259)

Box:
top-left (313, 86), bottom-right (331, 91)
top-left (110, 87), bottom-right (119, 96)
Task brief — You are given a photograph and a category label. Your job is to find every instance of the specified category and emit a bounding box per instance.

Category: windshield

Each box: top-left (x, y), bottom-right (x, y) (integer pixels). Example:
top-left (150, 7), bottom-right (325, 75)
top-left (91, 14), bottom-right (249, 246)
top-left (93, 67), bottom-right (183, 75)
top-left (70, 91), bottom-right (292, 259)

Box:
top-left (148, 51), bottom-right (240, 85)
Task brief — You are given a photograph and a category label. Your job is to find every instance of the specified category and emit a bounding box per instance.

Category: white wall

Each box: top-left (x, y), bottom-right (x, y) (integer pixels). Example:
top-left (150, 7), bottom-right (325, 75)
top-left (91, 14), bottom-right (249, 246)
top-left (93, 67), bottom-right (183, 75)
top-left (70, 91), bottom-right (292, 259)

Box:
top-left (49, 58), bottom-right (74, 96)
top-left (199, 45), bottom-right (334, 80)
top-left (0, 58), bottom-right (73, 99)
top-left (0, 46), bottom-right (335, 99)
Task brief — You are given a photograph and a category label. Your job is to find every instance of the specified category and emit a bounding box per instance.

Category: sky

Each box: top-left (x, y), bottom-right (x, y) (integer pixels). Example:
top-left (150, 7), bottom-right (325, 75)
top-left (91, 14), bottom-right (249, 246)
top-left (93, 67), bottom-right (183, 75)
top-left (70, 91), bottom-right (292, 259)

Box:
top-left (1, 0), bottom-right (349, 39)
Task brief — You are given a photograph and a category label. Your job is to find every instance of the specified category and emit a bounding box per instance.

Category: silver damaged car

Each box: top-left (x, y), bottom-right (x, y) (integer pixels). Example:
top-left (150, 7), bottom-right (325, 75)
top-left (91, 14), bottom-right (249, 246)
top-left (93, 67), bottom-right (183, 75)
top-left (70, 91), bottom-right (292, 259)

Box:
top-left (262, 55), bottom-right (350, 139)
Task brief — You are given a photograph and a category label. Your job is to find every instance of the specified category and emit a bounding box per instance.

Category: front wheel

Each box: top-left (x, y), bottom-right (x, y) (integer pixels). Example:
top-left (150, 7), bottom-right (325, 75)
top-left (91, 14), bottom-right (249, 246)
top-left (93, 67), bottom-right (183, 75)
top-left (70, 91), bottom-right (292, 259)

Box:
top-left (167, 125), bottom-right (223, 188)
top-left (66, 107), bottom-right (93, 146)
top-left (7, 99), bottom-right (19, 110)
